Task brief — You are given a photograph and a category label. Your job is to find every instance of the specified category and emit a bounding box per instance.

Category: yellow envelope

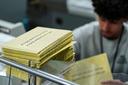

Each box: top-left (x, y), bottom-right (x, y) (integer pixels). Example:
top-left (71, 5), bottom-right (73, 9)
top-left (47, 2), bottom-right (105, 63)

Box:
top-left (63, 53), bottom-right (113, 85)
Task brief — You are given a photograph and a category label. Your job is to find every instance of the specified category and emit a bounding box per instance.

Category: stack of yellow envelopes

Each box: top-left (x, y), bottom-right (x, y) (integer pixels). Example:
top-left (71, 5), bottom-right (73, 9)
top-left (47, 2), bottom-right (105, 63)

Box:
top-left (2, 27), bottom-right (74, 81)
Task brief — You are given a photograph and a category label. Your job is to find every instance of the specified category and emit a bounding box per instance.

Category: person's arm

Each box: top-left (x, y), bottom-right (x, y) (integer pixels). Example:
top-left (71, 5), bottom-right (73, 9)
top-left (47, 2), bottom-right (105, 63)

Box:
top-left (73, 26), bottom-right (83, 61)
top-left (73, 22), bottom-right (98, 60)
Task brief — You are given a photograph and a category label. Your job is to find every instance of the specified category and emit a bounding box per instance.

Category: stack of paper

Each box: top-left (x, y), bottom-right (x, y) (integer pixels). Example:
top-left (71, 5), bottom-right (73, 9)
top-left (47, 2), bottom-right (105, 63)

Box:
top-left (2, 27), bottom-right (74, 81)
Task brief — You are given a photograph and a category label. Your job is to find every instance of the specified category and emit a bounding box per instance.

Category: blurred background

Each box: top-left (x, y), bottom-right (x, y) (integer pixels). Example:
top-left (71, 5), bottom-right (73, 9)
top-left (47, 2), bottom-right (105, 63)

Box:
top-left (0, 0), bottom-right (96, 31)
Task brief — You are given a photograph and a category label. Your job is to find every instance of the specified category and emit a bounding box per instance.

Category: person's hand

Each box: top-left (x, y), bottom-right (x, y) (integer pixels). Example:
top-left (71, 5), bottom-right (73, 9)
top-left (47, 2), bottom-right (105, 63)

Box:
top-left (101, 80), bottom-right (125, 85)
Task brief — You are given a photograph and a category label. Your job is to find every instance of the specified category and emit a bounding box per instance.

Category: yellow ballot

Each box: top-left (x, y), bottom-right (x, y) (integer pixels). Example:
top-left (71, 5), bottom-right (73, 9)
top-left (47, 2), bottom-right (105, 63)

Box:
top-left (2, 27), bottom-right (72, 56)
top-left (63, 53), bottom-right (113, 85)
top-left (2, 26), bottom-right (75, 81)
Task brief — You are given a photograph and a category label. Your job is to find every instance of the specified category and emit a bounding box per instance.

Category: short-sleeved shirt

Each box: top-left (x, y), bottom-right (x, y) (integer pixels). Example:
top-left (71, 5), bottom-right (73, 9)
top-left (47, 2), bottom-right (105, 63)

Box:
top-left (73, 21), bottom-right (128, 81)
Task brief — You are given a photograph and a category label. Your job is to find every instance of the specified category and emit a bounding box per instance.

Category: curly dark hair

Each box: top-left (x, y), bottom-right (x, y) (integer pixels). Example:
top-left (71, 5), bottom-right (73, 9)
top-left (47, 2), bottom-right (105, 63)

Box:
top-left (91, 0), bottom-right (128, 21)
